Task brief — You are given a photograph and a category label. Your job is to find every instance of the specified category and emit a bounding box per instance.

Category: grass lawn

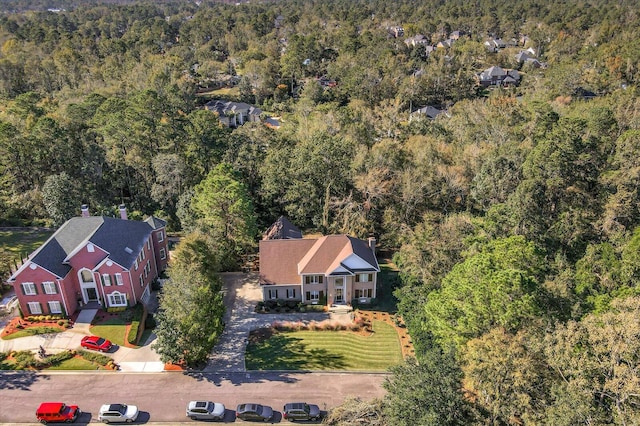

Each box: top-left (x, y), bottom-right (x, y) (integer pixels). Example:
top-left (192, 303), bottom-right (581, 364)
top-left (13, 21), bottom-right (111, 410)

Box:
top-left (91, 318), bottom-right (128, 347)
top-left (0, 228), bottom-right (53, 257)
top-left (47, 357), bottom-right (106, 370)
top-left (2, 326), bottom-right (63, 340)
top-left (246, 320), bottom-right (402, 371)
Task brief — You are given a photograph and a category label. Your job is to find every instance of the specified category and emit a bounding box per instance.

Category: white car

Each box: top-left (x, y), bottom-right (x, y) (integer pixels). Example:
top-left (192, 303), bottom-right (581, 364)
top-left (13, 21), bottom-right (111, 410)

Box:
top-left (186, 400), bottom-right (226, 421)
top-left (0, 295), bottom-right (18, 314)
top-left (98, 403), bottom-right (139, 423)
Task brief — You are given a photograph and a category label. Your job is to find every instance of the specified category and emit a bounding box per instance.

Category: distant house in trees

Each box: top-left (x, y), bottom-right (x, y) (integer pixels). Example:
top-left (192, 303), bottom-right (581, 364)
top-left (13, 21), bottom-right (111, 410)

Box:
top-left (449, 30), bottom-right (466, 40)
top-left (404, 34), bottom-right (431, 48)
top-left (515, 50), bottom-right (546, 68)
top-left (477, 66), bottom-right (521, 87)
top-left (484, 38), bottom-right (507, 52)
top-left (8, 205), bottom-right (169, 317)
top-left (410, 105), bottom-right (445, 121)
top-left (387, 26), bottom-right (405, 38)
top-left (259, 218), bottom-right (379, 306)
top-left (204, 100), bottom-right (263, 128)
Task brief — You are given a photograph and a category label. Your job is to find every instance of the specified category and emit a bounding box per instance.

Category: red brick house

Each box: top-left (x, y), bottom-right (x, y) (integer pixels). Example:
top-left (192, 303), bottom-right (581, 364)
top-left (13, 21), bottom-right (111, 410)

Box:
top-left (259, 221), bottom-right (379, 306)
top-left (8, 205), bottom-right (169, 316)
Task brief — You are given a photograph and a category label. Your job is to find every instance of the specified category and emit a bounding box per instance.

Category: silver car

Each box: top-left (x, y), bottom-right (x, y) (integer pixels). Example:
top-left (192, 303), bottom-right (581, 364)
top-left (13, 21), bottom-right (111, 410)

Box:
top-left (186, 400), bottom-right (226, 421)
top-left (98, 403), bottom-right (139, 423)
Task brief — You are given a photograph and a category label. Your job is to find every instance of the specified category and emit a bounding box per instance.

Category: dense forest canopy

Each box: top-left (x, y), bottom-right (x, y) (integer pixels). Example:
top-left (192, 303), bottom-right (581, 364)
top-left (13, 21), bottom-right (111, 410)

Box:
top-left (1, 0), bottom-right (640, 422)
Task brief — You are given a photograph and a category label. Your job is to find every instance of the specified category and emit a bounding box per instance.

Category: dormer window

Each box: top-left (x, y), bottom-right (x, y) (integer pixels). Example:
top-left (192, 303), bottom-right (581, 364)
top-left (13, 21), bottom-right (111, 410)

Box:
top-left (87, 243), bottom-right (94, 253)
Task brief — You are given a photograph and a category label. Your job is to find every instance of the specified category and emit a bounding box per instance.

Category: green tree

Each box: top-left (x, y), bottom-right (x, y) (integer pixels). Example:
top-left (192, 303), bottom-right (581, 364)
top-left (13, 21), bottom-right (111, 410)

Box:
top-left (544, 296), bottom-right (640, 425)
top-left (384, 354), bottom-right (474, 425)
top-left (42, 172), bottom-right (82, 226)
top-left (462, 327), bottom-right (551, 425)
top-left (153, 234), bottom-right (225, 367)
top-left (191, 163), bottom-right (257, 262)
top-left (425, 236), bottom-right (544, 348)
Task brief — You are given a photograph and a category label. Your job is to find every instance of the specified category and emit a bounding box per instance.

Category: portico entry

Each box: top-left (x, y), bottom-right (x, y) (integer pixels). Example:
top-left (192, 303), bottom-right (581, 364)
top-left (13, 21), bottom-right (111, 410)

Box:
top-left (334, 277), bottom-right (346, 304)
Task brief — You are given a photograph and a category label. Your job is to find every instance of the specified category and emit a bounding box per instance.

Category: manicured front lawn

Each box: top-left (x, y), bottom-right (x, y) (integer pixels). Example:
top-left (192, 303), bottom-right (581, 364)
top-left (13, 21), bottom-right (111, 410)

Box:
top-left (1, 326), bottom-right (64, 340)
top-left (246, 320), bottom-right (402, 371)
top-left (47, 356), bottom-right (107, 370)
top-left (91, 318), bottom-right (128, 347)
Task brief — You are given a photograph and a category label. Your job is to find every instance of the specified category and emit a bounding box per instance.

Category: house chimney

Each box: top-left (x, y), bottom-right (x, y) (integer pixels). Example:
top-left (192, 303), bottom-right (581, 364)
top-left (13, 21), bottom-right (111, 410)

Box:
top-left (119, 204), bottom-right (128, 220)
top-left (368, 236), bottom-right (376, 253)
top-left (81, 204), bottom-right (90, 218)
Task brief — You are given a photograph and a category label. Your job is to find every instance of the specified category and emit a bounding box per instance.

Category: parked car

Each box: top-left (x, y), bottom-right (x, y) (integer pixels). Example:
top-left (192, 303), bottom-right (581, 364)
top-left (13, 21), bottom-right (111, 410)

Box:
top-left (283, 402), bottom-right (321, 421)
top-left (36, 402), bottom-right (80, 424)
top-left (0, 294), bottom-right (18, 313)
top-left (186, 400), bottom-right (226, 421)
top-left (236, 403), bottom-right (273, 422)
top-left (80, 335), bottom-right (113, 352)
top-left (98, 403), bottom-right (139, 423)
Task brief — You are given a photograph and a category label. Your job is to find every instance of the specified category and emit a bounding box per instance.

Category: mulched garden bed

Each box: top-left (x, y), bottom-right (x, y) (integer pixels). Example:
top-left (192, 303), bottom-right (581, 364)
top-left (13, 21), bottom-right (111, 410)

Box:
top-left (1, 314), bottom-right (77, 339)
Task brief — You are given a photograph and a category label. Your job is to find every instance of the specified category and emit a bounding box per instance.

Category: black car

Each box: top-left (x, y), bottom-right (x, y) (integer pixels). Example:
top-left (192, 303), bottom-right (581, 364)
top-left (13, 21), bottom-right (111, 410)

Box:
top-left (236, 403), bottom-right (273, 422)
top-left (283, 402), bottom-right (321, 421)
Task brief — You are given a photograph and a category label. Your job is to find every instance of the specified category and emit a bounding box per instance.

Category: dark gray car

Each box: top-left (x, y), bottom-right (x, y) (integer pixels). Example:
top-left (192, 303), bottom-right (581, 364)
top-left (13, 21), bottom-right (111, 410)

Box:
top-left (236, 403), bottom-right (273, 422)
top-left (283, 402), bottom-right (321, 421)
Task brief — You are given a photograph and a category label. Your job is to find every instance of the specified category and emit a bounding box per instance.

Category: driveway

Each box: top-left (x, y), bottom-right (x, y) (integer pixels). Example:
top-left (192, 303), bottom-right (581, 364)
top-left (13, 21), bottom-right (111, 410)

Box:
top-left (206, 273), bottom-right (347, 372)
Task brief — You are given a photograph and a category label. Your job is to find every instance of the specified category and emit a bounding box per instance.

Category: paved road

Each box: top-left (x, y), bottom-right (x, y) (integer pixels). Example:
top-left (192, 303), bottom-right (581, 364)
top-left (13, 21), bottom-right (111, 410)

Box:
top-left (0, 371), bottom-right (387, 424)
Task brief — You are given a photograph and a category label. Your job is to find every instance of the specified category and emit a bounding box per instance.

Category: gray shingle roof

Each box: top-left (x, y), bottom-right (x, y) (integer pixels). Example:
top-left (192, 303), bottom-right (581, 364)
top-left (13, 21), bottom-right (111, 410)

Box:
top-left (144, 216), bottom-right (167, 230)
top-left (29, 216), bottom-right (155, 278)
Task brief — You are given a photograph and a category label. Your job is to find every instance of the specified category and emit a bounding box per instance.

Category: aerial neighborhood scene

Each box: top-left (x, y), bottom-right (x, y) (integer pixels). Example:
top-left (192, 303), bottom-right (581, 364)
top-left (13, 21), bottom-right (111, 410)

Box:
top-left (0, 0), bottom-right (639, 424)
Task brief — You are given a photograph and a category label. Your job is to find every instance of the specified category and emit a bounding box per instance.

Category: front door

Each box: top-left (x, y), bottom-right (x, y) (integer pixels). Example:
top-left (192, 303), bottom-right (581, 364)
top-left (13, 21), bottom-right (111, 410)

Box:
top-left (334, 277), bottom-right (345, 303)
top-left (85, 287), bottom-right (98, 302)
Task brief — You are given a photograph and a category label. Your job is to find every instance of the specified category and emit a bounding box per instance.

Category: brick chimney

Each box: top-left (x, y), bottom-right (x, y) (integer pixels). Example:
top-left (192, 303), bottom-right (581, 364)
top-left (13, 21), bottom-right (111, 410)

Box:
top-left (119, 204), bottom-right (128, 220)
top-left (81, 204), bottom-right (90, 218)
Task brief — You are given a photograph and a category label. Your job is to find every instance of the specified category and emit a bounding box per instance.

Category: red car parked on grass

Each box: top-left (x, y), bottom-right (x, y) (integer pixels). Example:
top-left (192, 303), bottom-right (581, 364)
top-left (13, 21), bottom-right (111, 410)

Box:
top-left (80, 335), bottom-right (113, 352)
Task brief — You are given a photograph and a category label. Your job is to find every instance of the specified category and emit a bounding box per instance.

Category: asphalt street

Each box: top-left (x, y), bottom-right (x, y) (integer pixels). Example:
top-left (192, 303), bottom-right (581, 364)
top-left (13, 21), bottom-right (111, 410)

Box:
top-left (0, 371), bottom-right (388, 424)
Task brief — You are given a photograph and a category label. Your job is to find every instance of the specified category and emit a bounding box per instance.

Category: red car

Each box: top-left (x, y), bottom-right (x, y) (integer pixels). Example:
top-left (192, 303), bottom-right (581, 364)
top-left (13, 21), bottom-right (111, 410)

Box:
top-left (80, 335), bottom-right (113, 352)
top-left (36, 402), bottom-right (80, 424)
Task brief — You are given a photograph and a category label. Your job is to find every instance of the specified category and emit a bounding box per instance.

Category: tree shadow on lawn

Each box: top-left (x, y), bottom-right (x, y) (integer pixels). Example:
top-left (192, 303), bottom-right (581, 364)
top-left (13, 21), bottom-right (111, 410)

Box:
top-left (245, 329), bottom-right (347, 371)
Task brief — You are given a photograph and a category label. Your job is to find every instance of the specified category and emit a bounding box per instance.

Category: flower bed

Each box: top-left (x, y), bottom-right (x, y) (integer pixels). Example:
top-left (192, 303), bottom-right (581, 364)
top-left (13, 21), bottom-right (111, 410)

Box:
top-left (1, 316), bottom-right (73, 340)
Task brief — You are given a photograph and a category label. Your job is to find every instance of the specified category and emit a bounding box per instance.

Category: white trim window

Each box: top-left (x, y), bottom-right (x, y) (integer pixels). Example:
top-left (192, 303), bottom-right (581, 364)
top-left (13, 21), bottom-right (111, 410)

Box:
top-left (115, 273), bottom-right (124, 286)
top-left (42, 281), bottom-right (57, 294)
top-left (139, 275), bottom-right (144, 287)
top-left (355, 273), bottom-right (373, 283)
top-left (286, 288), bottom-right (296, 299)
top-left (308, 291), bottom-right (319, 301)
top-left (160, 248), bottom-right (166, 260)
top-left (87, 243), bottom-right (95, 253)
top-left (267, 289), bottom-right (278, 299)
top-left (22, 282), bottom-right (37, 295)
top-left (27, 301), bottom-right (42, 315)
top-left (134, 259), bottom-right (139, 270)
top-left (108, 292), bottom-right (127, 307)
top-left (355, 288), bottom-right (373, 298)
top-left (157, 230), bottom-right (164, 242)
top-left (102, 274), bottom-right (112, 286)
top-left (48, 301), bottom-right (63, 314)
top-left (304, 275), bottom-right (324, 284)
top-left (147, 239), bottom-right (151, 250)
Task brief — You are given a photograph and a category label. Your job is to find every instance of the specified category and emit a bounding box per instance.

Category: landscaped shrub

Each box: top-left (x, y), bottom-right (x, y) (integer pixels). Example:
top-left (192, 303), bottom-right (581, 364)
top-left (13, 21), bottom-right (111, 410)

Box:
top-left (77, 349), bottom-right (111, 366)
top-left (286, 300), bottom-right (297, 309)
top-left (107, 307), bottom-right (126, 313)
top-left (12, 350), bottom-right (39, 369)
top-left (127, 303), bottom-right (145, 345)
top-left (43, 351), bottom-right (74, 366)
